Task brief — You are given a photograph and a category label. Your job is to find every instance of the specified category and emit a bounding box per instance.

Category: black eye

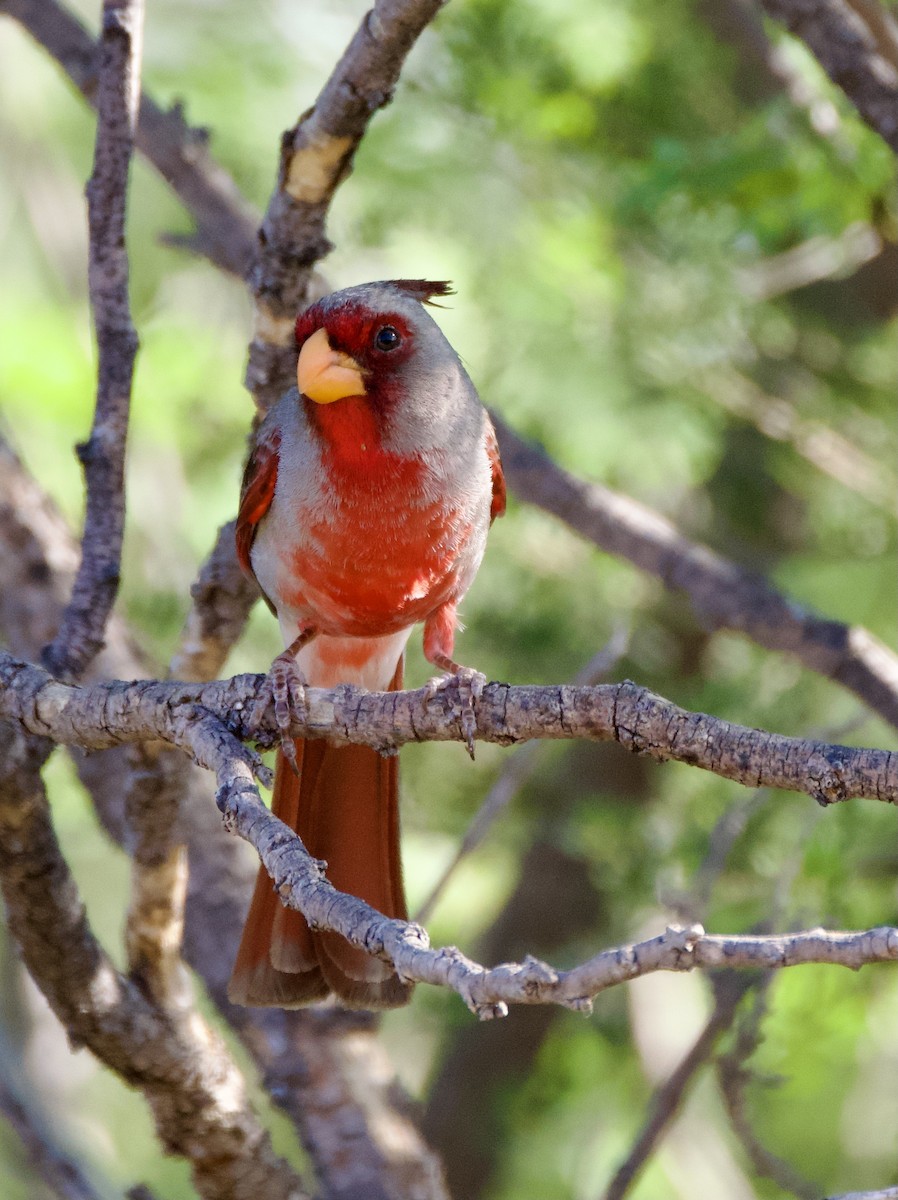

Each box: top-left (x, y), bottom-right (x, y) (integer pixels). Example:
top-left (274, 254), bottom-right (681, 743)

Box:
top-left (374, 325), bottom-right (401, 352)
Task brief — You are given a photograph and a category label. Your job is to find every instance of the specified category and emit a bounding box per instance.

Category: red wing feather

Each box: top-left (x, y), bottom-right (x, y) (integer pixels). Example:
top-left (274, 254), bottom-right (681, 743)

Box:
top-left (485, 417), bottom-right (506, 523)
top-left (236, 429), bottom-right (281, 578)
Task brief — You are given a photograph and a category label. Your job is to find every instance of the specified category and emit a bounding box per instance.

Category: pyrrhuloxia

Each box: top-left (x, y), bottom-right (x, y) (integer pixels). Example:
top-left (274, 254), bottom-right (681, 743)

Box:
top-left (228, 280), bottom-right (505, 1009)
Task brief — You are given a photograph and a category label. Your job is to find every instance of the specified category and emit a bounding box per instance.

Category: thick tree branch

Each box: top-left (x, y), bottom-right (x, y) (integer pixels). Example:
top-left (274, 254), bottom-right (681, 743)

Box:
top-left (2, 656), bottom-right (897, 807)
top-left (0, 0), bottom-right (259, 276)
top-left (760, 0), bottom-right (898, 152)
top-left (493, 415), bottom-right (898, 731)
top-left (43, 0), bottom-right (142, 683)
top-left (247, 0), bottom-right (448, 408)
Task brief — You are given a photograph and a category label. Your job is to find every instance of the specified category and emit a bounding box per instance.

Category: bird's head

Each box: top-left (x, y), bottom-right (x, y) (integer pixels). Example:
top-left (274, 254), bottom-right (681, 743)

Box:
top-left (294, 279), bottom-right (453, 399)
top-left (293, 280), bottom-right (482, 459)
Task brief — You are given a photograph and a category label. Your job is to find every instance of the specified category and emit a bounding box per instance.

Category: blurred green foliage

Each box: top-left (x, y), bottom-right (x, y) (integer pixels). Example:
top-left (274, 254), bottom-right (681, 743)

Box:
top-left (0, 0), bottom-right (896, 1196)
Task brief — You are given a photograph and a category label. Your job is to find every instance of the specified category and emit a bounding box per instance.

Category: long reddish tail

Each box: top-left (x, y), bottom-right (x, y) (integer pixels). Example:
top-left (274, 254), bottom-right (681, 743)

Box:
top-left (228, 667), bottom-right (411, 1009)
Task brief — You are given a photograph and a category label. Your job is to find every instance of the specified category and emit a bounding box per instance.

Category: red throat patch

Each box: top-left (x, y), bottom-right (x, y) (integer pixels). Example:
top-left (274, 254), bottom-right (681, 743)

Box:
top-left (306, 395), bottom-right (403, 473)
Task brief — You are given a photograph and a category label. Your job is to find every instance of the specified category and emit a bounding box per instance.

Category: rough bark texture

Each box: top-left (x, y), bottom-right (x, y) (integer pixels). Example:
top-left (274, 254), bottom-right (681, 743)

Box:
top-left (0, 725), bottom-right (307, 1200)
top-left (4, 657), bottom-right (898, 808)
top-left (0, 437), bottom-right (448, 1200)
top-left (42, 0), bottom-right (142, 682)
top-left (2, 652), bottom-right (897, 1017)
top-left (246, 0), bottom-right (449, 409)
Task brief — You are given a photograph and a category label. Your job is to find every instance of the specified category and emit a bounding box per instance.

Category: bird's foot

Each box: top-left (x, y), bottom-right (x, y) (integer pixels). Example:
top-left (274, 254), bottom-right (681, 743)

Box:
top-left (251, 643), bottom-right (311, 773)
top-left (426, 660), bottom-right (486, 760)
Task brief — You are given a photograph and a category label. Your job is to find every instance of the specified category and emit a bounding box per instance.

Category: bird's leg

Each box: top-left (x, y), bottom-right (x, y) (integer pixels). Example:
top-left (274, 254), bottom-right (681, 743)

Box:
top-left (251, 625), bottom-right (318, 771)
top-left (423, 604), bottom-right (486, 760)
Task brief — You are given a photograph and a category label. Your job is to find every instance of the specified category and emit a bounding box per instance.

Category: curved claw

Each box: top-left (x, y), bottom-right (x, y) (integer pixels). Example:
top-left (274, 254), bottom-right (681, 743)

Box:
top-left (250, 649), bottom-right (310, 772)
top-left (426, 664), bottom-right (486, 759)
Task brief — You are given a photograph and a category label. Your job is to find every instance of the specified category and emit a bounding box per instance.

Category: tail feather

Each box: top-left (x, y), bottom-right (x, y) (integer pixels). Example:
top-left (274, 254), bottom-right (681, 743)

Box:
top-left (228, 661), bottom-right (411, 1010)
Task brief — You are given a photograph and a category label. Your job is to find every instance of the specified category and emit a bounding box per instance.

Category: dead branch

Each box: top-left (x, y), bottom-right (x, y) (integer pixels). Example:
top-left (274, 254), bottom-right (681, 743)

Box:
top-left (493, 414), bottom-right (898, 731)
top-left (42, 0), bottom-right (142, 683)
top-left (2, 655), bottom-right (897, 807)
top-left (1, 0), bottom-right (259, 276)
top-left (0, 725), bottom-right (308, 1200)
top-left (760, 0), bottom-right (898, 152)
top-left (0, 442), bottom-right (448, 1199)
top-left (2, 652), bottom-right (897, 1016)
top-left (224, 796), bottom-right (898, 1016)
top-left (247, 0), bottom-right (448, 409)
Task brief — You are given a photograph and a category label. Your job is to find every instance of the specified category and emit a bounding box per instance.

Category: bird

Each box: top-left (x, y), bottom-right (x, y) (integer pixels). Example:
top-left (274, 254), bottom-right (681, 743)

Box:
top-left (228, 279), bottom-right (506, 1009)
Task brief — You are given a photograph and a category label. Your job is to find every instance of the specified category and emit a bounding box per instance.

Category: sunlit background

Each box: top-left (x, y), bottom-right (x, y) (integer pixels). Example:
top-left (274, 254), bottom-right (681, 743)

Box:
top-left (0, 0), bottom-right (896, 1196)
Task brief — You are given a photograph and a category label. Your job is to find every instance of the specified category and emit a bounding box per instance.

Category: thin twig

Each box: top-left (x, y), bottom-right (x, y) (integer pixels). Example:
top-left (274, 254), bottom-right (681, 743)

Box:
top-left (603, 974), bottom-right (755, 1200)
top-left (42, 0), bottom-right (143, 683)
top-left (5, 654), bottom-right (898, 1016)
top-left (717, 980), bottom-right (820, 1199)
top-left (415, 624), bottom-right (630, 923)
top-left (195, 775), bottom-right (898, 1016)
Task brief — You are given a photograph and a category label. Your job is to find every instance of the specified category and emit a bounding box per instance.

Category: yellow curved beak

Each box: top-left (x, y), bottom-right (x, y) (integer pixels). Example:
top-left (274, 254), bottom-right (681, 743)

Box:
top-left (297, 327), bottom-right (366, 404)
